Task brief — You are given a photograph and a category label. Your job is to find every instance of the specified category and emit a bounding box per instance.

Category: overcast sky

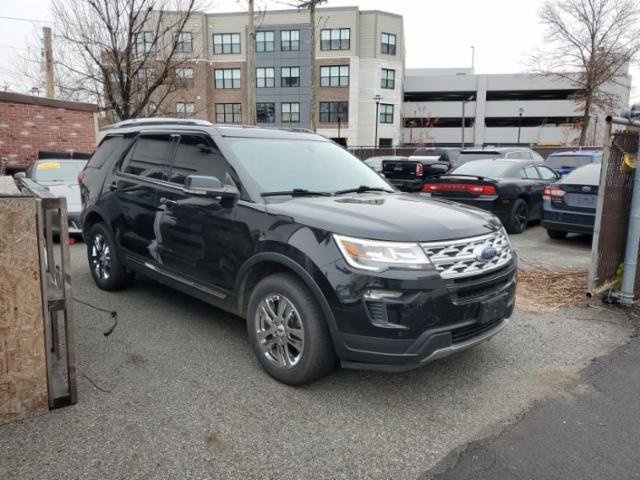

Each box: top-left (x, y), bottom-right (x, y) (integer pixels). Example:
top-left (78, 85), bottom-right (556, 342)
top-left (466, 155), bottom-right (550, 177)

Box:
top-left (1, 0), bottom-right (638, 99)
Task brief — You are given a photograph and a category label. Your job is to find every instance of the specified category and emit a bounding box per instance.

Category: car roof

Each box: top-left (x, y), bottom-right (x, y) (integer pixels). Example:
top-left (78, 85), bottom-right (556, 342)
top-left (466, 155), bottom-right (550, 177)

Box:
top-left (102, 117), bottom-right (326, 142)
top-left (461, 147), bottom-right (530, 153)
top-left (366, 156), bottom-right (407, 160)
top-left (548, 150), bottom-right (602, 157)
top-left (457, 158), bottom-right (531, 167)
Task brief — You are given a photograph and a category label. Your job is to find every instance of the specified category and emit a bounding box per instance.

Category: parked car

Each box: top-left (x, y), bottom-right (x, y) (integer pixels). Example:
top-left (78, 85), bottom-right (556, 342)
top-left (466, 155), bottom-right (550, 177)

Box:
top-left (422, 159), bottom-right (561, 234)
top-left (545, 150), bottom-right (602, 176)
top-left (381, 149), bottom-right (456, 191)
top-left (80, 118), bottom-right (516, 385)
top-left (541, 163), bottom-right (601, 239)
top-left (27, 157), bottom-right (88, 235)
top-left (457, 147), bottom-right (545, 164)
top-left (364, 155), bottom-right (405, 174)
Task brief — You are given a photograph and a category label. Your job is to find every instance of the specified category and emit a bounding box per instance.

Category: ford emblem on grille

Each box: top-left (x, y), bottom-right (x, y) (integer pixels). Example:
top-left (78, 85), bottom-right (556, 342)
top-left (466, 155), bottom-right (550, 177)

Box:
top-left (582, 186), bottom-right (592, 192)
top-left (475, 245), bottom-right (498, 262)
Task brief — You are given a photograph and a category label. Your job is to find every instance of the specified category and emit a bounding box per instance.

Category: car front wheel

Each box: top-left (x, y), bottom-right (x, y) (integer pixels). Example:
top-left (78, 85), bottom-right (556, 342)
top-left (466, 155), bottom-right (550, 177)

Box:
top-left (86, 223), bottom-right (134, 291)
top-left (247, 273), bottom-right (336, 385)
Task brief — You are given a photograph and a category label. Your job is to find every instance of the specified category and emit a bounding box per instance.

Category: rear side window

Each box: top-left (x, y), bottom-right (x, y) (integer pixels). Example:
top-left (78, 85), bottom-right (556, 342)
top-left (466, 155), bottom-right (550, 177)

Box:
top-left (521, 166), bottom-right (540, 179)
top-left (168, 135), bottom-right (231, 186)
top-left (507, 151), bottom-right (531, 160)
top-left (87, 136), bottom-right (124, 169)
top-left (121, 134), bottom-right (173, 179)
top-left (537, 165), bottom-right (558, 180)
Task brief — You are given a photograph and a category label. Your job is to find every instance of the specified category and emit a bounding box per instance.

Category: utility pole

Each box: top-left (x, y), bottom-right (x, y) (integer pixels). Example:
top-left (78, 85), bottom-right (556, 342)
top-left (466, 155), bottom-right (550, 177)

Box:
top-left (297, 0), bottom-right (326, 132)
top-left (246, 0), bottom-right (256, 125)
top-left (43, 26), bottom-right (54, 98)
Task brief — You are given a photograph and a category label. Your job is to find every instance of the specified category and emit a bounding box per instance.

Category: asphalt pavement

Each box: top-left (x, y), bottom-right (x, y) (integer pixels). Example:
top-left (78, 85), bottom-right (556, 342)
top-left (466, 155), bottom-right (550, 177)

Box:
top-left (0, 237), bottom-right (630, 480)
top-left (425, 314), bottom-right (640, 480)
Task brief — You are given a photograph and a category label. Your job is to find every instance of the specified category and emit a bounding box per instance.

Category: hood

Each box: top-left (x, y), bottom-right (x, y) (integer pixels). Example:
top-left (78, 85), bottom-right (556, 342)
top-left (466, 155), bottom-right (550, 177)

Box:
top-left (38, 181), bottom-right (82, 212)
top-left (265, 192), bottom-right (501, 242)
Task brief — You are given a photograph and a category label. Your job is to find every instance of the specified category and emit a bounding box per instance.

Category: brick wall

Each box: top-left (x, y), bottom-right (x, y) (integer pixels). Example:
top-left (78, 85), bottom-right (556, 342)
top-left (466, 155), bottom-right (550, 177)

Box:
top-left (0, 92), bottom-right (98, 171)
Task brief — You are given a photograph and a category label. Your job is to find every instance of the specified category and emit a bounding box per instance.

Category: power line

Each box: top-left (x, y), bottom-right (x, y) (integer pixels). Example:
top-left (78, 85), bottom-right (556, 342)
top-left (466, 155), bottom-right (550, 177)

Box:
top-left (0, 15), bottom-right (53, 24)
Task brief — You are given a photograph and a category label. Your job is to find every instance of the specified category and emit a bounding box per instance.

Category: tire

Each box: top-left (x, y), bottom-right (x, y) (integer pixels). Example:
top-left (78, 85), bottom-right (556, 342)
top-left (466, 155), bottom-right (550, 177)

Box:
top-left (505, 199), bottom-right (529, 234)
top-left (247, 273), bottom-right (336, 385)
top-left (547, 229), bottom-right (568, 240)
top-left (86, 222), bottom-right (134, 291)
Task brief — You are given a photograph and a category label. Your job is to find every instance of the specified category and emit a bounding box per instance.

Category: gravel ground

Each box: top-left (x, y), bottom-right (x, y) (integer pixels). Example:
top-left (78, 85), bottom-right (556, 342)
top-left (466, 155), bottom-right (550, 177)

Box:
top-left (0, 243), bottom-right (630, 480)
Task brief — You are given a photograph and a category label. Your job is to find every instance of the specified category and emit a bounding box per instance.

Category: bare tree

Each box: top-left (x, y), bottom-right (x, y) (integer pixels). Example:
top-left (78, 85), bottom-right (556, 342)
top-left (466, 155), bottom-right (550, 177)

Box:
top-left (531, 0), bottom-right (640, 145)
top-left (14, 0), bottom-right (200, 121)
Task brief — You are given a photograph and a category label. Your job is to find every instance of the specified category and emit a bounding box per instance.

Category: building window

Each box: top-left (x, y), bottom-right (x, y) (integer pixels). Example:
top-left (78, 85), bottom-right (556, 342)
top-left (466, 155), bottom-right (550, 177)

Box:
top-left (176, 102), bottom-right (195, 119)
top-left (256, 67), bottom-right (275, 88)
top-left (175, 67), bottom-right (194, 88)
top-left (281, 66), bottom-right (300, 87)
top-left (257, 103), bottom-right (275, 123)
top-left (379, 138), bottom-right (393, 147)
top-left (320, 65), bottom-right (349, 87)
top-left (319, 102), bottom-right (348, 123)
top-left (256, 31), bottom-right (275, 52)
top-left (214, 68), bottom-right (241, 89)
top-left (213, 33), bottom-right (241, 54)
top-left (381, 69), bottom-right (395, 89)
top-left (175, 32), bottom-right (193, 53)
top-left (281, 29), bottom-right (300, 51)
top-left (136, 68), bottom-right (156, 84)
top-left (281, 102), bottom-right (300, 123)
top-left (135, 31), bottom-right (154, 56)
top-left (379, 104), bottom-right (394, 124)
top-left (381, 32), bottom-right (396, 55)
top-left (216, 103), bottom-right (242, 123)
top-left (320, 28), bottom-right (350, 50)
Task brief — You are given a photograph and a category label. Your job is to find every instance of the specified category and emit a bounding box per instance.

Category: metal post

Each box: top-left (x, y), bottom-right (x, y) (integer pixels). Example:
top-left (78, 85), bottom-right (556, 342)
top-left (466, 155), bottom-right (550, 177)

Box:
top-left (337, 114), bottom-right (341, 143)
top-left (517, 107), bottom-right (524, 145)
top-left (374, 94), bottom-right (381, 147)
top-left (461, 101), bottom-right (466, 148)
top-left (620, 138), bottom-right (640, 305)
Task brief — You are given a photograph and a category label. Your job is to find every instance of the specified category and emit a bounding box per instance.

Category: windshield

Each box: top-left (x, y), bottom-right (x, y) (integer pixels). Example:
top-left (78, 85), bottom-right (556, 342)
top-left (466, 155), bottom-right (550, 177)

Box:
top-left (458, 152), bottom-right (501, 163)
top-left (33, 160), bottom-right (87, 182)
top-left (451, 161), bottom-right (513, 178)
top-left (227, 138), bottom-right (391, 195)
top-left (546, 155), bottom-right (593, 169)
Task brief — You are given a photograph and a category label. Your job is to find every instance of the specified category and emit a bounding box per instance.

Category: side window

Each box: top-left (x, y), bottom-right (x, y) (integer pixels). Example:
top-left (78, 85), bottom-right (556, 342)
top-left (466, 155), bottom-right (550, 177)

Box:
top-left (168, 135), bottom-right (230, 186)
top-left (509, 151), bottom-right (531, 160)
top-left (121, 134), bottom-right (173, 179)
top-left (522, 165), bottom-right (540, 179)
top-left (87, 135), bottom-right (125, 169)
top-left (537, 165), bottom-right (558, 180)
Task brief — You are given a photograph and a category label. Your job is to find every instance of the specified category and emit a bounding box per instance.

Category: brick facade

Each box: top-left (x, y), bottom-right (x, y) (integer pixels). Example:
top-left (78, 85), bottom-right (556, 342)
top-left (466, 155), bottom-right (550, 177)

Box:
top-left (0, 92), bottom-right (98, 171)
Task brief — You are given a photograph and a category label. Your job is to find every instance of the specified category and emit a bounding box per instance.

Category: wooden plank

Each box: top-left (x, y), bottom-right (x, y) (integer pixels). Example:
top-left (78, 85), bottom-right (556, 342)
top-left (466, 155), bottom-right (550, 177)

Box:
top-left (0, 197), bottom-right (49, 425)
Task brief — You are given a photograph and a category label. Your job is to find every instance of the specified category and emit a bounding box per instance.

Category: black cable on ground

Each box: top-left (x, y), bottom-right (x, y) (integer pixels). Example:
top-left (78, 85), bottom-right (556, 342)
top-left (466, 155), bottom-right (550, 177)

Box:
top-left (73, 297), bottom-right (118, 336)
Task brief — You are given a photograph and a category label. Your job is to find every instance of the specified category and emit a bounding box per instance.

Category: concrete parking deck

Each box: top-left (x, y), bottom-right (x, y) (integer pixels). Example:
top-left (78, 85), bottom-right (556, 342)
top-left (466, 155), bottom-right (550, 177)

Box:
top-left (0, 243), bottom-right (629, 480)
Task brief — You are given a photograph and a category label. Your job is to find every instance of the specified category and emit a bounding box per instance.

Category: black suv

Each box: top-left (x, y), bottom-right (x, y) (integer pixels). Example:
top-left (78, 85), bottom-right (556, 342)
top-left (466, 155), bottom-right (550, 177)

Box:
top-left (80, 119), bottom-right (517, 385)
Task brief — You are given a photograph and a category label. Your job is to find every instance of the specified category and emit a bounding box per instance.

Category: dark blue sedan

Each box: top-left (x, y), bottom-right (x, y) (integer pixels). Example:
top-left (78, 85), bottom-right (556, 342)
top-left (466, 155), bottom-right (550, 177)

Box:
top-left (541, 163), bottom-right (601, 239)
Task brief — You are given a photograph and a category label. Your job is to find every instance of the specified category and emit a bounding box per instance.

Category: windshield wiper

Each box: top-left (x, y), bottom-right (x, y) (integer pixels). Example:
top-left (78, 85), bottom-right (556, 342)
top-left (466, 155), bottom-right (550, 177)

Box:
top-left (334, 185), bottom-right (394, 195)
top-left (261, 188), bottom-right (332, 198)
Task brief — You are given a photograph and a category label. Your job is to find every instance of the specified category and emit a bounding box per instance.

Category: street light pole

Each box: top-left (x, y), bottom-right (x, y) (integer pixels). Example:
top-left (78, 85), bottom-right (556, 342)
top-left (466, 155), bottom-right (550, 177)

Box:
top-left (517, 107), bottom-right (524, 145)
top-left (373, 94), bottom-right (381, 147)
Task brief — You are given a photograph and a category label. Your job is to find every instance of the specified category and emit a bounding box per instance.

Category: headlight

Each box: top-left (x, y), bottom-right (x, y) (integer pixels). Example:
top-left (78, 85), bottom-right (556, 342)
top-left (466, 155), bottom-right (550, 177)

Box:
top-left (333, 234), bottom-right (433, 272)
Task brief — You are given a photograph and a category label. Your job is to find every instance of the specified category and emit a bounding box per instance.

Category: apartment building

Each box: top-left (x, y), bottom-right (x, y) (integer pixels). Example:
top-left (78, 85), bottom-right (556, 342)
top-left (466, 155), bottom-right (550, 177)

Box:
top-left (147, 6), bottom-right (404, 146)
top-left (403, 68), bottom-right (632, 147)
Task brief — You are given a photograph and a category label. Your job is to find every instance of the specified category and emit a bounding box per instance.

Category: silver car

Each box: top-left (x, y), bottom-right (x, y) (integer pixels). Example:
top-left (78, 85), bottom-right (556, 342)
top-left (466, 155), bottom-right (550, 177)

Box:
top-left (27, 158), bottom-right (88, 235)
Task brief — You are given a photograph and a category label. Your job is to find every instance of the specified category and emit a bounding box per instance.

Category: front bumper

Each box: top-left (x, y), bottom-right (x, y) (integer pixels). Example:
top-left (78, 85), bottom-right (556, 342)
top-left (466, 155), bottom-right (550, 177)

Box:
top-left (325, 255), bottom-right (517, 370)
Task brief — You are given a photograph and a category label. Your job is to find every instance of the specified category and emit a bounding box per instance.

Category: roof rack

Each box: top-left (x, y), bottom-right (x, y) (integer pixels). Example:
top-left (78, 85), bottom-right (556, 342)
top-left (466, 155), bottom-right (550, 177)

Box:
top-left (105, 117), bottom-right (214, 130)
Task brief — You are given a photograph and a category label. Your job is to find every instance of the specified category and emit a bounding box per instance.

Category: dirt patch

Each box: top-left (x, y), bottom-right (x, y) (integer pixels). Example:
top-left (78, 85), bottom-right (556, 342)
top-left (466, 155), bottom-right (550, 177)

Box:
top-left (517, 268), bottom-right (589, 312)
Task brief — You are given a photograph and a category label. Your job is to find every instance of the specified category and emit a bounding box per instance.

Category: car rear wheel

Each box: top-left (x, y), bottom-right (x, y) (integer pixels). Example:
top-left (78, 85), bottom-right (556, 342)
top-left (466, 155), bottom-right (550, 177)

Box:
top-left (506, 199), bottom-right (529, 234)
top-left (546, 229), bottom-right (568, 240)
top-left (87, 223), bottom-right (135, 291)
top-left (247, 273), bottom-right (336, 385)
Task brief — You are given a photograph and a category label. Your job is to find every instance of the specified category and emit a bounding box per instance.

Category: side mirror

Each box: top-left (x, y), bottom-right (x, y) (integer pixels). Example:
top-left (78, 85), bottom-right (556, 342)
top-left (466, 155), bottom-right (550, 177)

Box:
top-left (185, 175), bottom-right (240, 207)
top-left (13, 172), bottom-right (26, 179)
top-left (430, 163), bottom-right (449, 175)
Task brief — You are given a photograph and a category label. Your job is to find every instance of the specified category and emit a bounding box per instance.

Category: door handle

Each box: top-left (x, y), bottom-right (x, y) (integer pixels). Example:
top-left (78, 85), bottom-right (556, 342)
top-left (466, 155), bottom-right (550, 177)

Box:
top-left (162, 199), bottom-right (178, 208)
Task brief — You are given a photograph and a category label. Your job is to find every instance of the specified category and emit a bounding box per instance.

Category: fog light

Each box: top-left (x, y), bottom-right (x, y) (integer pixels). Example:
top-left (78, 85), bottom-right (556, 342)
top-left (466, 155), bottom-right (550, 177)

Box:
top-left (363, 289), bottom-right (403, 301)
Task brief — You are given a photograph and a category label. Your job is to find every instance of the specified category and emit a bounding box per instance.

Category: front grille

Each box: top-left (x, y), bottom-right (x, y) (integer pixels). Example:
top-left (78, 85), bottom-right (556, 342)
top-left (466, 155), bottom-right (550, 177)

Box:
top-left (421, 230), bottom-right (513, 280)
top-left (445, 263), bottom-right (515, 304)
top-left (451, 317), bottom-right (503, 344)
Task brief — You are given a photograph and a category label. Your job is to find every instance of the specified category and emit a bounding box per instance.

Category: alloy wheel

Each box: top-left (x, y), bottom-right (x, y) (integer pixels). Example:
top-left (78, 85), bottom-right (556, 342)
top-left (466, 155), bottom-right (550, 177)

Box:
top-left (90, 232), bottom-right (111, 281)
top-left (255, 294), bottom-right (305, 369)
